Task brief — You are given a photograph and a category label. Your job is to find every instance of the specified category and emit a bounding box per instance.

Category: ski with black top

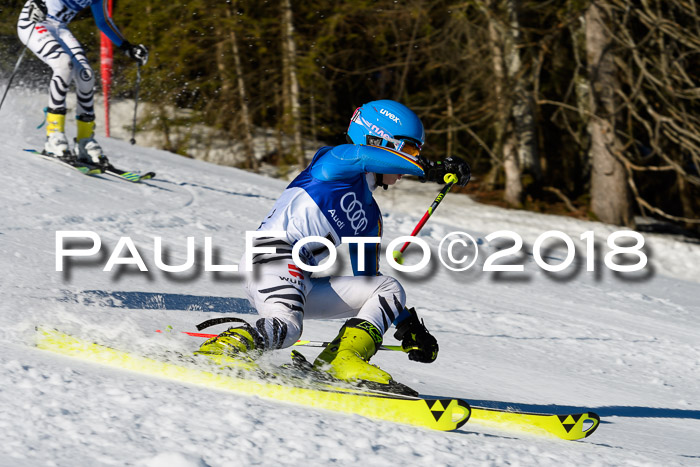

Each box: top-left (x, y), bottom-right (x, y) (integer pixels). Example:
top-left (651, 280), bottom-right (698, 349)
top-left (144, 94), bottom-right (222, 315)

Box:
top-left (23, 149), bottom-right (103, 175)
top-left (24, 148), bottom-right (155, 182)
top-left (104, 164), bottom-right (156, 183)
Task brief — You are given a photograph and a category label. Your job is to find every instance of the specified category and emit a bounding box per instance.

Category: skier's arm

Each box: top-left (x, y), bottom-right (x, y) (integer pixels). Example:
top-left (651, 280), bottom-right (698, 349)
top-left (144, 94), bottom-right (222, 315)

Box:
top-left (90, 0), bottom-right (125, 46)
top-left (91, 0), bottom-right (148, 65)
top-left (312, 145), bottom-right (472, 187)
top-left (310, 144), bottom-right (425, 181)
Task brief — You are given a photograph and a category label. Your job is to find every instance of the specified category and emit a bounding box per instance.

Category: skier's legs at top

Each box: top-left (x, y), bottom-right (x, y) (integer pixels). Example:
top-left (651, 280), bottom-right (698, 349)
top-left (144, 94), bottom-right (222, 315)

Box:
top-left (17, 4), bottom-right (102, 161)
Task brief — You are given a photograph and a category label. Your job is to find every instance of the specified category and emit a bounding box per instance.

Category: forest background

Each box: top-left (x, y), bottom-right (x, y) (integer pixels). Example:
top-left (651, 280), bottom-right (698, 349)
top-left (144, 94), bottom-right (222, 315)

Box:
top-left (1, 0), bottom-right (699, 233)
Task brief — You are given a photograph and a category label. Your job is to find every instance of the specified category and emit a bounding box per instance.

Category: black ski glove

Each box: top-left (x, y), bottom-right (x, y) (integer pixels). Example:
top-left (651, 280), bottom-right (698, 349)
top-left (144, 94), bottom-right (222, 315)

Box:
top-left (120, 41), bottom-right (149, 66)
top-left (417, 156), bottom-right (471, 187)
top-left (28, 0), bottom-right (47, 23)
top-left (393, 307), bottom-right (439, 363)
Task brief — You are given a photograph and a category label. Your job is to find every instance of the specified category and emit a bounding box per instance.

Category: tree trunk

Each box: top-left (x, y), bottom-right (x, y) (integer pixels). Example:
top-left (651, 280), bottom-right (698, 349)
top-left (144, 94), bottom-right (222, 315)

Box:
top-left (503, 133), bottom-right (523, 206)
top-left (504, 0), bottom-right (541, 181)
top-left (395, 17), bottom-right (420, 102)
top-left (226, 5), bottom-right (257, 170)
top-left (281, 0), bottom-right (304, 168)
top-left (568, 5), bottom-right (591, 188)
top-left (310, 92), bottom-right (317, 143)
top-left (446, 91), bottom-right (454, 157)
top-left (676, 172), bottom-right (695, 231)
top-left (585, 2), bottom-right (633, 227)
top-left (214, 40), bottom-right (233, 101)
top-left (213, 37), bottom-right (234, 166)
top-left (487, 0), bottom-right (523, 206)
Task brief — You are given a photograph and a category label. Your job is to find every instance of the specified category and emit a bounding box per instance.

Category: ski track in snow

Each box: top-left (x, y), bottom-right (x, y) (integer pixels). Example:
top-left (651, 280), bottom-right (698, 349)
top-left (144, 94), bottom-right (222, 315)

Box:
top-left (1, 90), bottom-right (700, 466)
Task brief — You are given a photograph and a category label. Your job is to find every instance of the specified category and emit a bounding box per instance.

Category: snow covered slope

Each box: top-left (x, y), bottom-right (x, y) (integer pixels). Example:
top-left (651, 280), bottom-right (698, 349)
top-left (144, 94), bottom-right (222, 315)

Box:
top-left (1, 90), bottom-right (699, 466)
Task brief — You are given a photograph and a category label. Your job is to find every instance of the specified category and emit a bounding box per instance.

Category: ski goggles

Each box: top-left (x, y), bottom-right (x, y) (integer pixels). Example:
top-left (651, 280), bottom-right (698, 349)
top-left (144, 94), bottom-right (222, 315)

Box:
top-left (387, 137), bottom-right (422, 157)
top-left (364, 133), bottom-right (422, 156)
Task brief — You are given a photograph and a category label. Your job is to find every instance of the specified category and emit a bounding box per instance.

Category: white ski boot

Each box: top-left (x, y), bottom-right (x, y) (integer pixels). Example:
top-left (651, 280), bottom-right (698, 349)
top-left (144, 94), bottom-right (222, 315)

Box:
top-left (43, 111), bottom-right (70, 158)
top-left (44, 131), bottom-right (70, 157)
top-left (73, 137), bottom-right (108, 167)
top-left (74, 117), bottom-right (108, 168)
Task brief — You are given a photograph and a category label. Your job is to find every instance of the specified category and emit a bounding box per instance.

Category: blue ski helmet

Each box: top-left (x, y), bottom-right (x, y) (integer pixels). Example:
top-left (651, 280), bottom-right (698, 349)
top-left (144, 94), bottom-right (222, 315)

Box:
top-left (347, 100), bottom-right (425, 156)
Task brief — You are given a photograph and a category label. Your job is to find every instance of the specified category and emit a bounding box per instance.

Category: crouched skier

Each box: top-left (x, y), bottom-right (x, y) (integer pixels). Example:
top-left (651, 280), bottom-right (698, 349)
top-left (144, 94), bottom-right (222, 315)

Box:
top-left (196, 100), bottom-right (471, 393)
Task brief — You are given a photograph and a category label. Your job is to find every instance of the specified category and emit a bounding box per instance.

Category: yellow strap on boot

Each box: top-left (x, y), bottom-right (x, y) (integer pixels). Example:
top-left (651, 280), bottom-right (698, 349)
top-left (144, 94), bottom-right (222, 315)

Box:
top-left (76, 118), bottom-right (96, 141)
top-left (46, 112), bottom-right (65, 137)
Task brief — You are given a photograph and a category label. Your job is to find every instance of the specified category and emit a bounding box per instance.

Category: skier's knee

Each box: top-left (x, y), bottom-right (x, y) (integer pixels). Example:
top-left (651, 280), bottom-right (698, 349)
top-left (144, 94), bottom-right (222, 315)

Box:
top-left (376, 276), bottom-right (406, 307)
top-left (281, 320), bottom-right (303, 348)
top-left (254, 315), bottom-right (302, 350)
top-left (75, 64), bottom-right (94, 87)
top-left (50, 55), bottom-right (73, 82)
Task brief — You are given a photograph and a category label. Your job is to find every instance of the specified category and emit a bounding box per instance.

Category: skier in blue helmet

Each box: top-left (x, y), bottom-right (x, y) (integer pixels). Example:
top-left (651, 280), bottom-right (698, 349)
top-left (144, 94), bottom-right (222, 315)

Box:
top-left (347, 100), bottom-right (426, 150)
top-left (196, 99), bottom-right (471, 395)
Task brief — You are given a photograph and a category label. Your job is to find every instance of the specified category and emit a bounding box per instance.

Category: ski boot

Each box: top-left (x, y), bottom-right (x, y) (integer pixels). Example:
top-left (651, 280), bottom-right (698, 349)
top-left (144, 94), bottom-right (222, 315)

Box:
top-left (43, 110), bottom-right (71, 159)
top-left (194, 321), bottom-right (262, 370)
top-left (73, 115), bottom-right (109, 169)
top-left (313, 318), bottom-right (416, 395)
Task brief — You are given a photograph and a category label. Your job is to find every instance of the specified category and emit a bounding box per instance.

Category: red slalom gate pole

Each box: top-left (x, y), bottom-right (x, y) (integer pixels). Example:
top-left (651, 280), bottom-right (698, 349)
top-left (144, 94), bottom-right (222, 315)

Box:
top-left (100, 0), bottom-right (113, 137)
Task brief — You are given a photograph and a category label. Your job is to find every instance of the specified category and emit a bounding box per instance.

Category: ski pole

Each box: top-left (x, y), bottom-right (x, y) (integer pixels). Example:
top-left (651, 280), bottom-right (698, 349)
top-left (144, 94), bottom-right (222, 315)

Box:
top-left (295, 339), bottom-right (404, 352)
top-left (0, 28), bottom-right (35, 113)
top-left (155, 329), bottom-right (406, 352)
top-left (392, 172), bottom-right (459, 265)
top-left (129, 63), bottom-right (141, 144)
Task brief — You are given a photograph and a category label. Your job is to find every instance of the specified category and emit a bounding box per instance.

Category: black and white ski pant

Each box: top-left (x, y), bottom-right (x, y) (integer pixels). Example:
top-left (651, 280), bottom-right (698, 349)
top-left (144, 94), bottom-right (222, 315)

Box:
top-left (17, 3), bottom-right (95, 117)
top-left (241, 242), bottom-right (406, 350)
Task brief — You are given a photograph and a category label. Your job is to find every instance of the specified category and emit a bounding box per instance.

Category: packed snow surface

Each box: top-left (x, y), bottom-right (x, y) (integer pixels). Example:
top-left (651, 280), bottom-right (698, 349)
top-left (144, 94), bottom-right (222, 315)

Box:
top-left (1, 90), bottom-right (699, 466)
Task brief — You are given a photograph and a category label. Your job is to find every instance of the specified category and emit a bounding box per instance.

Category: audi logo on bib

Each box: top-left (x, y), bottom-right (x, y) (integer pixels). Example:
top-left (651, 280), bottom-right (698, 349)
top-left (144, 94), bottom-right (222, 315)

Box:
top-left (340, 192), bottom-right (368, 235)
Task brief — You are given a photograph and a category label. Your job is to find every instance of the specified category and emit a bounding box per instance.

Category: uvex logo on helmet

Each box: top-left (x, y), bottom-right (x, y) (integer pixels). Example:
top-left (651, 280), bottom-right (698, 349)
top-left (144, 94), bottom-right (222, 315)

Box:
top-left (340, 192), bottom-right (368, 235)
top-left (379, 108), bottom-right (401, 125)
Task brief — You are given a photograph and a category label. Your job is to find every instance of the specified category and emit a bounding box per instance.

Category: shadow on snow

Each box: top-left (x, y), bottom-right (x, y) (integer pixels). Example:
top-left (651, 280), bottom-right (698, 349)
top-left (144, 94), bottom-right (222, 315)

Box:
top-left (60, 289), bottom-right (256, 314)
top-left (58, 291), bottom-right (700, 422)
top-left (455, 398), bottom-right (700, 421)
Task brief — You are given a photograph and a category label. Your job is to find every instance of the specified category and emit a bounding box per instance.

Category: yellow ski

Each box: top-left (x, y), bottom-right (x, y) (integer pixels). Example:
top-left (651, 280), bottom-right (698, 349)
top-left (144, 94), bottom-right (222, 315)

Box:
top-left (35, 327), bottom-right (600, 439)
top-left (35, 327), bottom-right (470, 432)
top-left (470, 406), bottom-right (600, 441)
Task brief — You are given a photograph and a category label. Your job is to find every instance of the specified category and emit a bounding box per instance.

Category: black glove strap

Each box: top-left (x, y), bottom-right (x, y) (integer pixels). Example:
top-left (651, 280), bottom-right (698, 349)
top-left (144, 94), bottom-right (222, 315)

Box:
top-left (416, 156), bottom-right (446, 184)
top-left (393, 307), bottom-right (439, 363)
